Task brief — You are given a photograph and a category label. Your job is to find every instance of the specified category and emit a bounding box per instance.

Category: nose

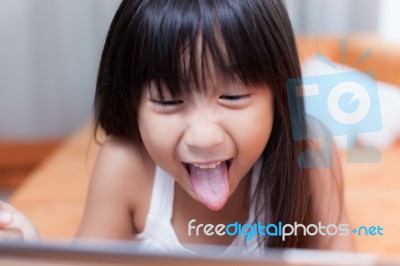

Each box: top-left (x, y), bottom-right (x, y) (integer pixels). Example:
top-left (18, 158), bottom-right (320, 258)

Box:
top-left (183, 119), bottom-right (226, 153)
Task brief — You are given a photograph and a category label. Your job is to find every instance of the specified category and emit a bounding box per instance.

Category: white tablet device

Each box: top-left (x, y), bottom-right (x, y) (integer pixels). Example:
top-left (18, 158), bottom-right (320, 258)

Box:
top-left (0, 240), bottom-right (389, 266)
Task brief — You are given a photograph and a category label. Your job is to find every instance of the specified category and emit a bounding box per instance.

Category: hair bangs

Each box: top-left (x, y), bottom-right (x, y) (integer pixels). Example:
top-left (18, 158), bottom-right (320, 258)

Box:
top-left (138, 0), bottom-right (278, 99)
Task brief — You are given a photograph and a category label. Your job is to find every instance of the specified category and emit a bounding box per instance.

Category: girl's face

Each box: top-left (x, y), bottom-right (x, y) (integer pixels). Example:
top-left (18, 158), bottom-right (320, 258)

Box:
top-left (138, 77), bottom-right (274, 211)
top-left (138, 71), bottom-right (274, 211)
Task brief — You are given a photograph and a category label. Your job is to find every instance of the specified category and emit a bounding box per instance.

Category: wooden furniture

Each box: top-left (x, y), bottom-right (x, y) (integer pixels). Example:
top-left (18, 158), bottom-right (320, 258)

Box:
top-left (0, 141), bottom-right (59, 190)
top-left (10, 36), bottom-right (400, 256)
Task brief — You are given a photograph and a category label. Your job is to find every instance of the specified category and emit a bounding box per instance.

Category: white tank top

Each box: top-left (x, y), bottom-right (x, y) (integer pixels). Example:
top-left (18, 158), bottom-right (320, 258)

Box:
top-left (135, 160), bottom-right (264, 255)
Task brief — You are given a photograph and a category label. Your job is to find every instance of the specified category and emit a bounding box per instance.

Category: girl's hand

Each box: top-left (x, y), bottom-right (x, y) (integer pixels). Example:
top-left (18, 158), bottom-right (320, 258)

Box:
top-left (0, 200), bottom-right (40, 242)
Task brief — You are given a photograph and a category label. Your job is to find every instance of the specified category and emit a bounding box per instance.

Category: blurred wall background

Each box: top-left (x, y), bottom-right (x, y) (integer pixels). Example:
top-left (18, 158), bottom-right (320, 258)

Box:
top-left (0, 0), bottom-right (120, 140)
top-left (0, 0), bottom-right (399, 140)
top-left (286, 0), bottom-right (379, 34)
top-left (287, 0), bottom-right (400, 40)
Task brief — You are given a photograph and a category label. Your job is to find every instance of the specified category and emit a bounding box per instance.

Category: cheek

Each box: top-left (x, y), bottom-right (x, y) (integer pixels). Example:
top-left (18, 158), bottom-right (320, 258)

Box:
top-left (233, 98), bottom-right (274, 152)
top-left (138, 110), bottom-right (181, 163)
top-left (239, 113), bottom-right (272, 162)
top-left (252, 104), bottom-right (274, 145)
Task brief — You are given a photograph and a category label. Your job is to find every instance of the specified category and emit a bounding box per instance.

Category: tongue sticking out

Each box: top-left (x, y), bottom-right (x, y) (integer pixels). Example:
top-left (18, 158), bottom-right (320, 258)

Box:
top-left (188, 161), bottom-right (229, 211)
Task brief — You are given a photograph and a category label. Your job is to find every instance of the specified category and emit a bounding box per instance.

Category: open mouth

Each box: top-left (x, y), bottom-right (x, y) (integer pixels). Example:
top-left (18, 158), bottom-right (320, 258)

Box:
top-left (183, 159), bottom-right (233, 173)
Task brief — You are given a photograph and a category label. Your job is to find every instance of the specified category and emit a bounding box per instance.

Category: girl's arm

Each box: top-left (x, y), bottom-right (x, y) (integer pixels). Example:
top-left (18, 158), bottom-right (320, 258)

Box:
top-left (308, 140), bottom-right (356, 251)
top-left (76, 137), bottom-right (151, 240)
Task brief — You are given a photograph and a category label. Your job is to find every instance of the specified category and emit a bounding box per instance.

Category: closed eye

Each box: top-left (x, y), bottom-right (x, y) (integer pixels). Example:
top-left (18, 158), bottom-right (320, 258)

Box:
top-left (219, 94), bottom-right (251, 101)
top-left (151, 99), bottom-right (184, 107)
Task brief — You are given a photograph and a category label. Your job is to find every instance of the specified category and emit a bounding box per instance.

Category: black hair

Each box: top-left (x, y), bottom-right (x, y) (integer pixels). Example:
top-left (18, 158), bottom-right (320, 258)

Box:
top-left (94, 0), bottom-right (313, 248)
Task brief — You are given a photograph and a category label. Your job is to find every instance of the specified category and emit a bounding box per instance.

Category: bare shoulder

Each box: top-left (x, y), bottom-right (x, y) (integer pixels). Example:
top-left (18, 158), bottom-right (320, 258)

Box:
top-left (77, 136), bottom-right (155, 239)
top-left (92, 136), bottom-right (155, 196)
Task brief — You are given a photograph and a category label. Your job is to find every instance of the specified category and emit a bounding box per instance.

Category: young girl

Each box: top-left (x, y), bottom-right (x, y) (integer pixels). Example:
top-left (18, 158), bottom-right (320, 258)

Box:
top-left (0, 0), bottom-right (355, 254)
